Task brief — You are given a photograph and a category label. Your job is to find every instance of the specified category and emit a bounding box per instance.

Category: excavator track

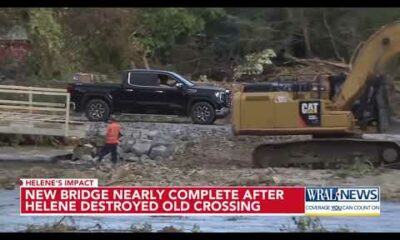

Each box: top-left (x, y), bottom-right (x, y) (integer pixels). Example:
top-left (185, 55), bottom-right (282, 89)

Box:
top-left (252, 136), bottom-right (400, 169)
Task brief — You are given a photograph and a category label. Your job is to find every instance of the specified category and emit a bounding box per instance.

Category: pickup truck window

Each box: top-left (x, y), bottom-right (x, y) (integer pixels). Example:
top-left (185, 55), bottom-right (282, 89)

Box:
top-left (170, 72), bottom-right (195, 87)
top-left (128, 72), bottom-right (159, 87)
top-left (158, 74), bottom-right (178, 88)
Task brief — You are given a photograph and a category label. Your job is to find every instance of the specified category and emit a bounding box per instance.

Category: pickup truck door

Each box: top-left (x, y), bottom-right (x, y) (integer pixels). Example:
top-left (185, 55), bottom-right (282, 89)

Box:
top-left (119, 85), bottom-right (136, 113)
top-left (156, 74), bottom-right (188, 115)
top-left (120, 72), bottom-right (166, 114)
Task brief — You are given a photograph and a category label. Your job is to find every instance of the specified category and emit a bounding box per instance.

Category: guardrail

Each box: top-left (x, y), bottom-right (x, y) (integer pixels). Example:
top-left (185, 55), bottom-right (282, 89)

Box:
top-left (0, 85), bottom-right (71, 136)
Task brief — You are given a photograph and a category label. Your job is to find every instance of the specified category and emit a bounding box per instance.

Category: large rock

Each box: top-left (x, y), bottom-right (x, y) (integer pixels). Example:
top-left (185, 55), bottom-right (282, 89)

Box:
top-left (132, 142), bottom-right (152, 156)
top-left (119, 152), bottom-right (129, 161)
top-left (121, 139), bottom-right (136, 153)
top-left (131, 131), bottom-right (142, 139)
top-left (146, 130), bottom-right (159, 140)
top-left (89, 136), bottom-right (105, 147)
top-left (140, 154), bottom-right (151, 162)
top-left (81, 154), bottom-right (94, 162)
top-left (160, 134), bottom-right (176, 142)
top-left (171, 129), bottom-right (183, 138)
top-left (73, 144), bottom-right (95, 160)
top-left (126, 154), bottom-right (140, 162)
top-left (149, 145), bottom-right (170, 160)
top-left (154, 156), bottom-right (165, 162)
top-left (102, 155), bottom-right (111, 162)
top-left (150, 139), bottom-right (175, 149)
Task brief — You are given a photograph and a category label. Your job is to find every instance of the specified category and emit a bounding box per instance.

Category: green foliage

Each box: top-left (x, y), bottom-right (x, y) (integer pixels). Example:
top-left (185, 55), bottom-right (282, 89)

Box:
top-left (233, 49), bottom-right (276, 80)
top-left (334, 157), bottom-right (381, 178)
top-left (29, 8), bottom-right (63, 54)
top-left (3, 8), bottom-right (400, 83)
top-left (193, 8), bottom-right (225, 22)
top-left (136, 8), bottom-right (225, 58)
top-left (60, 8), bottom-right (139, 76)
top-left (26, 8), bottom-right (68, 81)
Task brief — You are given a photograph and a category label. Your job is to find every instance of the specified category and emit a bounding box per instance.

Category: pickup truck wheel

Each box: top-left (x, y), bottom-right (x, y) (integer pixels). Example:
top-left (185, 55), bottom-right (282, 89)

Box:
top-left (85, 99), bottom-right (110, 122)
top-left (191, 102), bottom-right (215, 125)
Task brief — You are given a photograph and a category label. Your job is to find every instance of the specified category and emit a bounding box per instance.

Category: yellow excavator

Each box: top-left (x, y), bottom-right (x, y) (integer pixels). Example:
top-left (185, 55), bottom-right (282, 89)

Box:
top-left (232, 21), bottom-right (400, 168)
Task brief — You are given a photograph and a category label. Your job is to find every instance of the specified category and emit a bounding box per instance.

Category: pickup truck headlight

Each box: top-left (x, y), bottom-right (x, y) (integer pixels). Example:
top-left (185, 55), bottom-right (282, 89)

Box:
top-left (215, 91), bottom-right (224, 101)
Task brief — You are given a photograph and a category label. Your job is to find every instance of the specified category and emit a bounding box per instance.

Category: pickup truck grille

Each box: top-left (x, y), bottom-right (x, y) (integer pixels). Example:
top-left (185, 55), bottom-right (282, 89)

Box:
top-left (221, 91), bottom-right (232, 107)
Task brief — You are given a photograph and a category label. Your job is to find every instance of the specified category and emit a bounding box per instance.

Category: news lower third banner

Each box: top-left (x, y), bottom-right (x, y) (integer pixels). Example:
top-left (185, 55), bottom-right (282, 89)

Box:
top-left (19, 179), bottom-right (380, 216)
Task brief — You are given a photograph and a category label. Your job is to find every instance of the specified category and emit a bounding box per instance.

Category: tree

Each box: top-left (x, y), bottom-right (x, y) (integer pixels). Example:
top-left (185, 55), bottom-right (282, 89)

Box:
top-left (3, 7), bottom-right (400, 83)
top-left (133, 8), bottom-right (225, 68)
top-left (60, 8), bottom-right (140, 76)
top-left (26, 8), bottom-right (65, 81)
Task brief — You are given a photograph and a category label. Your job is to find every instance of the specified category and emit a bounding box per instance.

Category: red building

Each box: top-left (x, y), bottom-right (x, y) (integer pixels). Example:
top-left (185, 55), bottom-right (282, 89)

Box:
top-left (0, 26), bottom-right (32, 65)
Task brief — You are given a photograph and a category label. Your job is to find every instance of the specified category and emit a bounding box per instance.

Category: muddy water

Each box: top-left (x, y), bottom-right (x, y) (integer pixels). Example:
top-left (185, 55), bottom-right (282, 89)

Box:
top-left (0, 190), bottom-right (399, 232)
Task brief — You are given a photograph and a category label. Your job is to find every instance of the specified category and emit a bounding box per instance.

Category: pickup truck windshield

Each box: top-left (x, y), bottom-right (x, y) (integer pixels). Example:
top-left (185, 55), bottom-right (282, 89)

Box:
top-left (170, 72), bottom-right (195, 87)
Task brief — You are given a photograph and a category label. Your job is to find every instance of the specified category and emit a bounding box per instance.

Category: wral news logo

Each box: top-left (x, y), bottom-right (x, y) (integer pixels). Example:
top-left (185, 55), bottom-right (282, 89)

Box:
top-left (306, 187), bottom-right (380, 202)
top-left (305, 187), bottom-right (380, 216)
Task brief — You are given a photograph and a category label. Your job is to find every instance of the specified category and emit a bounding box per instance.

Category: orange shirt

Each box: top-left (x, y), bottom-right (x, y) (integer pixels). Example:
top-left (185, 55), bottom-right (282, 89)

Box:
top-left (105, 122), bottom-right (121, 144)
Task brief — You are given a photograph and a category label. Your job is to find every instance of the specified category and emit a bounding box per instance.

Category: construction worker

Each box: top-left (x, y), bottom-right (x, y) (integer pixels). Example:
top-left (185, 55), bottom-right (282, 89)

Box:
top-left (96, 115), bottom-right (122, 164)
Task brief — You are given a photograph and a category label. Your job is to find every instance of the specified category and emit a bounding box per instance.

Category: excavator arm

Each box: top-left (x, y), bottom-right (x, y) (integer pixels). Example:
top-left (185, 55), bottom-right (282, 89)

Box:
top-left (334, 21), bottom-right (400, 110)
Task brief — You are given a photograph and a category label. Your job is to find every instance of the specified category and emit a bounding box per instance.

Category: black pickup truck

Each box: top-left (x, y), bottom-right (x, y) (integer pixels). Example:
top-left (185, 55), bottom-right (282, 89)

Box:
top-left (67, 69), bottom-right (231, 124)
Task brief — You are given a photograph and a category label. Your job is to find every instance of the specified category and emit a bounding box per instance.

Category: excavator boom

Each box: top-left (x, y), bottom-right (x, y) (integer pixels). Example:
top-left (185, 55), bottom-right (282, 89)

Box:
top-left (334, 21), bottom-right (400, 110)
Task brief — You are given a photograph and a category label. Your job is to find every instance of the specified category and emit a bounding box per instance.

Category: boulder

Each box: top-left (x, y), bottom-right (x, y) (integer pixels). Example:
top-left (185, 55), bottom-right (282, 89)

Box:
top-left (73, 144), bottom-right (95, 160)
top-left (84, 143), bottom-right (94, 148)
top-left (160, 134), bottom-right (176, 142)
top-left (132, 131), bottom-right (142, 139)
top-left (150, 140), bottom-right (175, 149)
top-left (119, 152), bottom-right (129, 161)
top-left (132, 142), bottom-right (152, 156)
top-left (147, 130), bottom-right (159, 140)
top-left (154, 156), bottom-right (164, 162)
top-left (139, 154), bottom-right (147, 161)
top-left (90, 136), bottom-right (105, 147)
top-left (179, 135), bottom-right (190, 141)
top-left (149, 145), bottom-right (169, 159)
top-left (121, 139), bottom-right (136, 153)
top-left (126, 154), bottom-right (140, 162)
top-left (140, 154), bottom-right (151, 162)
top-left (139, 129), bottom-right (151, 137)
top-left (91, 147), bottom-right (99, 156)
top-left (81, 154), bottom-right (94, 162)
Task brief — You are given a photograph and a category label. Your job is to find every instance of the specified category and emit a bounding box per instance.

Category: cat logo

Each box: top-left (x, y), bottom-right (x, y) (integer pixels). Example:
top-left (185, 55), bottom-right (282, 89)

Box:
top-left (299, 101), bottom-right (321, 127)
top-left (301, 102), bottom-right (319, 114)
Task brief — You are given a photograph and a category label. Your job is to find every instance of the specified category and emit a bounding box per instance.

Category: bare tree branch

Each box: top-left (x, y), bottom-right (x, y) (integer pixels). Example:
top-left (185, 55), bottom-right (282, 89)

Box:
top-left (322, 9), bottom-right (344, 63)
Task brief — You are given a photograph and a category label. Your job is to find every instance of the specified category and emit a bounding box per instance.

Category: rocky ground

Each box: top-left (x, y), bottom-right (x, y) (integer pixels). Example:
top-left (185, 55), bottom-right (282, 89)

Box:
top-left (1, 121), bottom-right (400, 201)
